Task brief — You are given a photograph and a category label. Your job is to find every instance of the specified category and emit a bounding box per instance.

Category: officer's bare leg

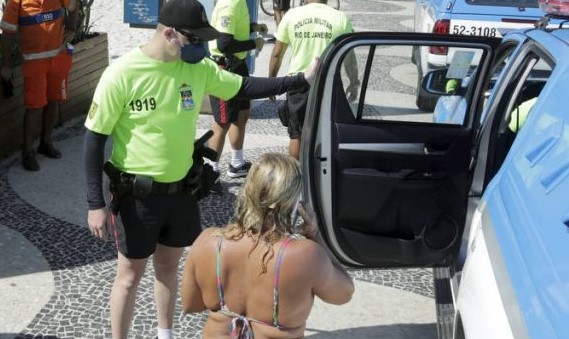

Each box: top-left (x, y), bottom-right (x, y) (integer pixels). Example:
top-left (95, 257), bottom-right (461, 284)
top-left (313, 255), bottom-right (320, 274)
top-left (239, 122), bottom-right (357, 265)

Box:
top-left (23, 108), bottom-right (42, 153)
top-left (228, 108), bottom-right (250, 153)
top-left (41, 101), bottom-right (59, 146)
top-left (153, 244), bottom-right (184, 332)
top-left (289, 137), bottom-right (301, 159)
top-left (110, 253), bottom-right (148, 339)
top-left (209, 121), bottom-right (230, 163)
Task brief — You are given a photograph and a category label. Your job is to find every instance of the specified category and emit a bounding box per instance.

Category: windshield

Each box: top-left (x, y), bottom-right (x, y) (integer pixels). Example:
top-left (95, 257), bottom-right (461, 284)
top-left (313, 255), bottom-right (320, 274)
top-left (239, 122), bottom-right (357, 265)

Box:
top-left (465, 0), bottom-right (539, 8)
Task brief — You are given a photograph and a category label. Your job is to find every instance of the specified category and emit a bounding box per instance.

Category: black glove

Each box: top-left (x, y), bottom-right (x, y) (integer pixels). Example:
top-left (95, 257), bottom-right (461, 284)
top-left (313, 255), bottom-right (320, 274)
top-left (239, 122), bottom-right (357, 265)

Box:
top-left (186, 130), bottom-right (220, 200)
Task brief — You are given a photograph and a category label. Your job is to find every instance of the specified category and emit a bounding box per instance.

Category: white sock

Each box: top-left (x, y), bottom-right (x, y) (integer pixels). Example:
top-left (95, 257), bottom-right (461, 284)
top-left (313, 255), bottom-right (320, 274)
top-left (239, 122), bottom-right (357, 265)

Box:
top-left (211, 161), bottom-right (219, 172)
top-left (231, 149), bottom-right (244, 168)
top-left (157, 327), bottom-right (173, 339)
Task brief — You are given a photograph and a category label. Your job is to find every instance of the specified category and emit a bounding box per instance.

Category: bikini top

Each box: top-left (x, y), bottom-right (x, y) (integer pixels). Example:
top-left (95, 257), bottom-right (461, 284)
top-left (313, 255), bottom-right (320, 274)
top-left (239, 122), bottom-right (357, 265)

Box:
top-left (213, 235), bottom-right (295, 339)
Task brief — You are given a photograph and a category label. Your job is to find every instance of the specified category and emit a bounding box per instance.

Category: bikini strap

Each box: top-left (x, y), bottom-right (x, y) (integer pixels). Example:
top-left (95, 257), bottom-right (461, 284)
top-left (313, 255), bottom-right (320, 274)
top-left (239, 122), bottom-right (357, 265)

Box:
top-left (216, 237), bottom-right (226, 308)
top-left (272, 236), bottom-right (294, 327)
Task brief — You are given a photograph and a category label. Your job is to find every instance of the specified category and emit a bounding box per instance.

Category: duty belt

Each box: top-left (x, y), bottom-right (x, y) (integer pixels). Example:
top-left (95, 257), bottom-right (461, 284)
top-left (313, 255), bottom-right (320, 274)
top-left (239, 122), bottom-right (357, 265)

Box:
top-left (103, 162), bottom-right (186, 198)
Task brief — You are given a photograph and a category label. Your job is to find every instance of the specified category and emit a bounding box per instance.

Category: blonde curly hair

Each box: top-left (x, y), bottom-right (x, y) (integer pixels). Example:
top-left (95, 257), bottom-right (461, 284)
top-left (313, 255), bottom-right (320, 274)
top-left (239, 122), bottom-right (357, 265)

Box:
top-left (222, 153), bottom-right (302, 272)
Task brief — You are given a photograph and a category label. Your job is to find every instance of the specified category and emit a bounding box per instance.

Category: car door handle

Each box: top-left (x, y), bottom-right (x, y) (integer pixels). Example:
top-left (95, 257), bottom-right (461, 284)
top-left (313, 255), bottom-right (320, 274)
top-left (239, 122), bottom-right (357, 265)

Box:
top-left (424, 143), bottom-right (451, 155)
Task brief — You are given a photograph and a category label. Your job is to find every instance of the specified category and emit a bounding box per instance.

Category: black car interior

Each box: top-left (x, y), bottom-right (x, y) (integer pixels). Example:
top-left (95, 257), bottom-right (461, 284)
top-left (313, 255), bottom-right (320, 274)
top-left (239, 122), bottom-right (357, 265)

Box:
top-left (328, 73), bottom-right (471, 267)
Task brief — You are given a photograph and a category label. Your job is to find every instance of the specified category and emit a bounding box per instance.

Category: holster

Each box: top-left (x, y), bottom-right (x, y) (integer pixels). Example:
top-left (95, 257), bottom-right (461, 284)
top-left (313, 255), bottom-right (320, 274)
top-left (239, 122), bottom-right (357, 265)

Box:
top-left (104, 162), bottom-right (134, 215)
top-left (186, 130), bottom-right (220, 200)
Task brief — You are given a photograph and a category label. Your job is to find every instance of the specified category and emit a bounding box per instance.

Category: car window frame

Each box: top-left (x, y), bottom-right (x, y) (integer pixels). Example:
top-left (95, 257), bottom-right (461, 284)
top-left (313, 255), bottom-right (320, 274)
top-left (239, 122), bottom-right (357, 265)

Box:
top-left (471, 36), bottom-right (556, 193)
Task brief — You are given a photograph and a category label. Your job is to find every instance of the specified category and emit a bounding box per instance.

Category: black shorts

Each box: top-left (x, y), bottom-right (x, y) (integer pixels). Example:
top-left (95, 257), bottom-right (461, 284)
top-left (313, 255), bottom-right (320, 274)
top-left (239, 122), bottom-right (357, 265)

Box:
top-left (210, 61), bottom-right (250, 124)
top-left (111, 193), bottom-right (201, 259)
top-left (273, 0), bottom-right (291, 11)
top-left (286, 85), bottom-right (310, 138)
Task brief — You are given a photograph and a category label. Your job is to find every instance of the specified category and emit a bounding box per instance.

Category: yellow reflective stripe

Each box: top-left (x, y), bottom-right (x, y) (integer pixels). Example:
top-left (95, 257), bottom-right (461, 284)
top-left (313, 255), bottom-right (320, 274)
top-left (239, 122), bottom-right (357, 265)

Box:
top-left (0, 20), bottom-right (18, 32)
top-left (23, 47), bottom-right (64, 61)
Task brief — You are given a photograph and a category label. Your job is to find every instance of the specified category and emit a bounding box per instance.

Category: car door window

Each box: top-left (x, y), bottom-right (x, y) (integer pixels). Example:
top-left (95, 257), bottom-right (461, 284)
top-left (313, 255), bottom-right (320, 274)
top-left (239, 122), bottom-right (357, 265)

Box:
top-left (339, 43), bottom-right (486, 126)
top-left (484, 49), bottom-right (554, 183)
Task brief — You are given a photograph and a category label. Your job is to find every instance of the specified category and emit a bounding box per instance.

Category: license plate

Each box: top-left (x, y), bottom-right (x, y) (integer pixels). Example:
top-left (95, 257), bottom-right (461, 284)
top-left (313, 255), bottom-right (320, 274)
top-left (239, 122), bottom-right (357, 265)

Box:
top-left (450, 20), bottom-right (535, 38)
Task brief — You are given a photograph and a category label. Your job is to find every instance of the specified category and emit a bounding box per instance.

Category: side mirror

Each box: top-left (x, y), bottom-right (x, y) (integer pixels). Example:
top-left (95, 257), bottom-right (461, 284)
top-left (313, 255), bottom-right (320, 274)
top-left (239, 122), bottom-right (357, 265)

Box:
top-left (421, 69), bottom-right (452, 95)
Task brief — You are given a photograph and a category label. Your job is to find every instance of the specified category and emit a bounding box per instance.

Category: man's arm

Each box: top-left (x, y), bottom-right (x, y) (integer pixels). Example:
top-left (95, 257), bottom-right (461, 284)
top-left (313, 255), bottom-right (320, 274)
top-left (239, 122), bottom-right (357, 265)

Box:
top-left (269, 40), bottom-right (288, 78)
top-left (84, 130), bottom-right (109, 240)
top-left (216, 33), bottom-right (257, 54)
top-left (234, 56), bottom-right (318, 100)
top-left (84, 130), bottom-right (108, 210)
top-left (342, 50), bottom-right (359, 102)
top-left (268, 40), bottom-right (288, 100)
top-left (235, 73), bottom-right (306, 100)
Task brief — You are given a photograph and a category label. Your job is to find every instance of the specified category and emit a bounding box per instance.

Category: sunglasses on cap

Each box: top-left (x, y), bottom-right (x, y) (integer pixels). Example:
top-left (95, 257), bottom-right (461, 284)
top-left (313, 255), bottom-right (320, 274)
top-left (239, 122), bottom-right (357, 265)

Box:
top-left (175, 29), bottom-right (203, 45)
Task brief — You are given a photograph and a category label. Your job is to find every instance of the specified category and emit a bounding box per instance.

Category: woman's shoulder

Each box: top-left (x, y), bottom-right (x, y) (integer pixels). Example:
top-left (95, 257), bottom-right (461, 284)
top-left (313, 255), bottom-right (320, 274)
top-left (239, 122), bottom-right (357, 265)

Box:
top-left (286, 235), bottom-right (327, 261)
top-left (193, 227), bottom-right (223, 247)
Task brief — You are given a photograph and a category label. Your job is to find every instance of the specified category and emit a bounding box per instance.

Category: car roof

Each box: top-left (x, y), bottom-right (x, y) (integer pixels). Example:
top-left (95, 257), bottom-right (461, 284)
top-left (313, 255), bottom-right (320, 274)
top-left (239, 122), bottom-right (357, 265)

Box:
top-left (504, 26), bottom-right (569, 54)
top-left (548, 27), bottom-right (569, 43)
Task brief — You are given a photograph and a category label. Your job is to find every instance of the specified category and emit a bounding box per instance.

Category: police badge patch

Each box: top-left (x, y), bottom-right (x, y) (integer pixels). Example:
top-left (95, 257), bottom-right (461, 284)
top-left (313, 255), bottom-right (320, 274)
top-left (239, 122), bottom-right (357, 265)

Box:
top-left (221, 16), bottom-right (231, 28)
top-left (179, 84), bottom-right (195, 110)
top-left (88, 102), bottom-right (98, 119)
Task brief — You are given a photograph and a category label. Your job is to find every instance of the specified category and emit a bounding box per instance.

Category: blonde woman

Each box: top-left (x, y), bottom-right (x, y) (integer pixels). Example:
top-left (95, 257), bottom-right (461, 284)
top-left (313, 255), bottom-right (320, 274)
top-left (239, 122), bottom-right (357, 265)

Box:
top-left (181, 153), bottom-right (354, 338)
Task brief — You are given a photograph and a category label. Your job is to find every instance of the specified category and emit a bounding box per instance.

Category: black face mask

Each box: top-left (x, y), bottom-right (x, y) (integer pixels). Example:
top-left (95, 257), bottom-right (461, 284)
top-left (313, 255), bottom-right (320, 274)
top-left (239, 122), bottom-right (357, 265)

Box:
top-left (180, 42), bottom-right (207, 64)
top-left (175, 30), bottom-right (207, 64)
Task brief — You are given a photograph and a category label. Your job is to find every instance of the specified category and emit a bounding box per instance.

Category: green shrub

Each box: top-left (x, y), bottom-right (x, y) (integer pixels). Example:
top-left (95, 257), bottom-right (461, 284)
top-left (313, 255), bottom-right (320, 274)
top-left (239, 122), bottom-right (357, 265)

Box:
top-left (70, 0), bottom-right (96, 44)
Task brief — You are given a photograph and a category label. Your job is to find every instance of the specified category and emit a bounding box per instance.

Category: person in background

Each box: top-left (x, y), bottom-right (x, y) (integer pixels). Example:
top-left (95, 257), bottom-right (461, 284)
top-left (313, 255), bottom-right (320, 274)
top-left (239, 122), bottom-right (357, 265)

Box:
top-left (0, 0), bottom-right (77, 171)
top-left (273, 0), bottom-right (290, 27)
top-left (208, 0), bottom-right (267, 179)
top-left (181, 153), bottom-right (354, 338)
top-left (84, 0), bottom-right (318, 338)
top-left (269, 0), bottom-right (359, 158)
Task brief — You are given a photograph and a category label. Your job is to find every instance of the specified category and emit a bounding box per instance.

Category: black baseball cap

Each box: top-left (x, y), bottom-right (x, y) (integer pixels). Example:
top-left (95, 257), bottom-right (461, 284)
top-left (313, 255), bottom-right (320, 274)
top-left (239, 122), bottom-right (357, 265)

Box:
top-left (158, 0), bottom-right (221, 41)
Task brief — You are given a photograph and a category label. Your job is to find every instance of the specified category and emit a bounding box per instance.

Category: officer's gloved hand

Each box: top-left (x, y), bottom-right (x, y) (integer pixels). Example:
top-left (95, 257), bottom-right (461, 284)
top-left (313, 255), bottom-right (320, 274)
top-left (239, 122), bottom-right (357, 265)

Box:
top-left (187, 130), bottom-right (220, 200)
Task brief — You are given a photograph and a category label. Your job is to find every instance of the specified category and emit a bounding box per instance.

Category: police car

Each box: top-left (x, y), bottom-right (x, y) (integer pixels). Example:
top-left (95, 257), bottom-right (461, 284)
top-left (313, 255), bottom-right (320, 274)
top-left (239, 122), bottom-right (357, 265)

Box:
top-left (301, 1), bottom-right (569, 337)
top-left (412, 0), bottom-right (557, 111)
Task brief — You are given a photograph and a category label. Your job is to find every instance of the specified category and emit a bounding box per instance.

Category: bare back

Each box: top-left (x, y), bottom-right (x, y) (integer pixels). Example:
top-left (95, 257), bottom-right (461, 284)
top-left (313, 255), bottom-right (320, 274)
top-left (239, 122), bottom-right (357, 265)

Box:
top-left (182, 227), bottom-right (345, 339)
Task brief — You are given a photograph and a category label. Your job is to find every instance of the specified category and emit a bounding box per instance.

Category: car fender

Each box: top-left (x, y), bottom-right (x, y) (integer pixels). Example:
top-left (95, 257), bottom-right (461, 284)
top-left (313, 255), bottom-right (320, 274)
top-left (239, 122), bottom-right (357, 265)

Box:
top-left (456, 202), bottom-right (516, 339)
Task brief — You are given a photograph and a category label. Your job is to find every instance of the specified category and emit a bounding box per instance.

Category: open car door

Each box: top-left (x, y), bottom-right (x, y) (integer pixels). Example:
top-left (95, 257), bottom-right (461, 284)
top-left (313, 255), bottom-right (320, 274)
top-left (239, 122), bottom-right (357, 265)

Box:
top-left (301, 33), bottom-right (501, 268)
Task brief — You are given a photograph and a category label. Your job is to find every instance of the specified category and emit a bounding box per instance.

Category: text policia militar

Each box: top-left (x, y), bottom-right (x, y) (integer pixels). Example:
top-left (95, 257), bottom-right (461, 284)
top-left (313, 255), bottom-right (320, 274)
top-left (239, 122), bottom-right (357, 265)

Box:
top-left (293, 17), bottom-right (334, 39)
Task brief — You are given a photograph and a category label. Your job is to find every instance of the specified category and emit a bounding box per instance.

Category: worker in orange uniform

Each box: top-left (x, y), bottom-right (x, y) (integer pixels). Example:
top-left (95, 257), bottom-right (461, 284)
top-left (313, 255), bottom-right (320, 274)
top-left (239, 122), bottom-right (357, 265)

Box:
top-left (1, 0), bottom-right (77, 171)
